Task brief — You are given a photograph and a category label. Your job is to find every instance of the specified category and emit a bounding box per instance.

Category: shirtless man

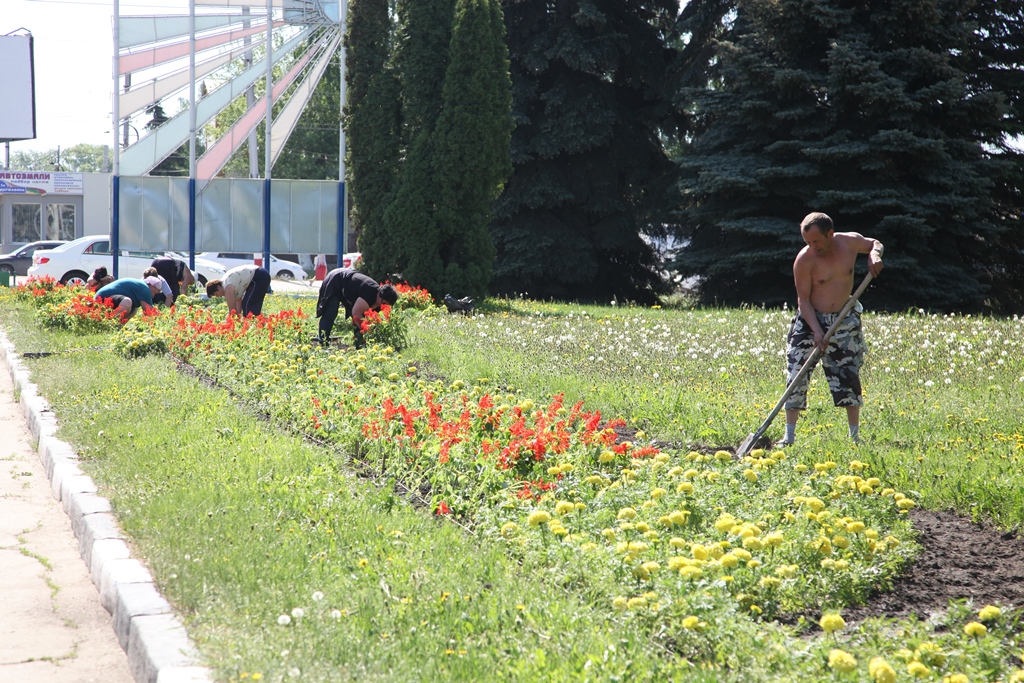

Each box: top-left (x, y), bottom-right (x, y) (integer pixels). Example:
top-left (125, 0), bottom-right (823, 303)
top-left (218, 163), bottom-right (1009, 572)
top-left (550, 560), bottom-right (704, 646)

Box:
top-left (779, 212), bottom-right (884, 446)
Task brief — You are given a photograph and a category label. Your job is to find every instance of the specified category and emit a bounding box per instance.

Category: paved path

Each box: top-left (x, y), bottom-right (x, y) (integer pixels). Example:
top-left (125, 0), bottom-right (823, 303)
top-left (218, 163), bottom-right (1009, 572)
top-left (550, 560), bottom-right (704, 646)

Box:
top-left (0, 358), bottom-right (134, 683)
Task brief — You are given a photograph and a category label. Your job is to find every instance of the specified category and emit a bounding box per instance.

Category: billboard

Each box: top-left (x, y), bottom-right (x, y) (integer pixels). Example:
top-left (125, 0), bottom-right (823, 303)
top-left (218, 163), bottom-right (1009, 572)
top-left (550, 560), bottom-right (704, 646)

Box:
top-left (0, 33), bottom-right (36, 142)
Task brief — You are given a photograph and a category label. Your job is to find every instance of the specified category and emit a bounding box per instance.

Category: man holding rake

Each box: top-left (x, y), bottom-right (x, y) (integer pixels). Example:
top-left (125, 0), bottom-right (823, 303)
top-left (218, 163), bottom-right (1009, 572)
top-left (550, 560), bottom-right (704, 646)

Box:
top-left (778, 212), bottom-right (884, 446)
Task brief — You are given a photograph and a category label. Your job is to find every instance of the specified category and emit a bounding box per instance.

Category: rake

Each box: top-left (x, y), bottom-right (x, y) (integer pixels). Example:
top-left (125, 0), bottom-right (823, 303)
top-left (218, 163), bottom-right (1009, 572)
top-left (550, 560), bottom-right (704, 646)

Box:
top-left (736, 272), bottom-right (874, 457)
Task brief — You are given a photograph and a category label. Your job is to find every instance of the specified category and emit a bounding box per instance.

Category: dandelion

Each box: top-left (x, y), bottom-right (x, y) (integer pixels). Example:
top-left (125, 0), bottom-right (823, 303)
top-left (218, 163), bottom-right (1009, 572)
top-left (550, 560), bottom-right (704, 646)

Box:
top-left (358, 558), bottom-right (370, 568)
top-left (291, 607), bottom-right (305, 619)
top-left (819, 613), bottom-right (846, 634)
top-left (330, 609), bottom-right (342, 619)
top-left (978, 604), bottom-right (1002, 621)
top-left (312, 591), bottom-right (324, 602)
top-left (964, 621), bottom-right (987, 638)
top-left (828, 649), bottom-right (857, 673)
top-left (277, 614), bottom-right (292, 626)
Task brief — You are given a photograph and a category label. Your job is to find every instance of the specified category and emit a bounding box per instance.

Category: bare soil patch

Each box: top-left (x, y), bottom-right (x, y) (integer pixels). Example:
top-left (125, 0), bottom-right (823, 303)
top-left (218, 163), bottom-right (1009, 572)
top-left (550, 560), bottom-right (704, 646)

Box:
top-left (846, 509), bottom-right (1024, 621)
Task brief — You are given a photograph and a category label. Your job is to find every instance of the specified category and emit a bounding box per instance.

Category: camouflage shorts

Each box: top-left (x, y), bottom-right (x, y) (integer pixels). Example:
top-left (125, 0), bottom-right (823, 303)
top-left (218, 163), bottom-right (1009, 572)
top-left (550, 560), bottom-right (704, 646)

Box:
top-left (784, 302), bottom-right (865, 410)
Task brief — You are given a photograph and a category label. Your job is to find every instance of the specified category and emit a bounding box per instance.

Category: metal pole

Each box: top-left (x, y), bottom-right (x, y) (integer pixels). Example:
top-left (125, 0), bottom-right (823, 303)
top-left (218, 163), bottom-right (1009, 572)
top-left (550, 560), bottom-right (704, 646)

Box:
top-left (188, 0), bottom-right (197, 271)
top-left (263, 0), bottom-right (273, 273)
top-left (337, 0), bottom-right (348, 264)
top-left (243, 7), bottom-right (258, 179)
top-left (112, 0), bottom-right (120, 278)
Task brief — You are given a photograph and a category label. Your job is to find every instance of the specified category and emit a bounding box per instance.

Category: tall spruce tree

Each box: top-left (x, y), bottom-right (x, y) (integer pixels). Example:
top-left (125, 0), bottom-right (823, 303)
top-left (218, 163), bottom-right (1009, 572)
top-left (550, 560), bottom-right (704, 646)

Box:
top-left (673, 0), bottom-right (1015, 311)
top-left (379, 0), bottom-right (457, 288)
top-left (491, 0), bottom-right (683, 304)
top-left (346, 0), bottom-right (403, 277)
top-left (432, 0), bottom-right (514, 299)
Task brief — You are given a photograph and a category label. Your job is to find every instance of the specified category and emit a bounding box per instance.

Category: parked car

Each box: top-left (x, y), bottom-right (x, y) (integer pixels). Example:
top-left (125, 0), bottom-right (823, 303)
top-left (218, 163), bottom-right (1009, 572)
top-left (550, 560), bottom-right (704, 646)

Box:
top-left (0, 240), bottom-right (67, 277)
top-left (28, 236), bottom-right (226, 287)
top-left (343, 252), bottom-right (362, 269)
top-left (197, 252), bottom-right (308, 280)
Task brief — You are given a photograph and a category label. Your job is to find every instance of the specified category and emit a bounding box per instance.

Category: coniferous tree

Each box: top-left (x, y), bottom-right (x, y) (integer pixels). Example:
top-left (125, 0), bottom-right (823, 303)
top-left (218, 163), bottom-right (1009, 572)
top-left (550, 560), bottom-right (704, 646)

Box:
top-left (346, 0), bottom-right (402, 277)
top-left (491, 0), bottom-right (682, 304)
top-left (673, 0), bottom-right (1016, 312)
top-left (432, 0), bottom-right (513, 299)
top-left (378, 0), bottom-right (457, 288)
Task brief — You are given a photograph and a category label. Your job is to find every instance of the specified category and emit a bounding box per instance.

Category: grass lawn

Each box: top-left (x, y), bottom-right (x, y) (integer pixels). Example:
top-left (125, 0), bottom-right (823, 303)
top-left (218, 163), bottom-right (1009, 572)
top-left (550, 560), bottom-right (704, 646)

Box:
top-left (2, 282), bottom-right (1022, 683)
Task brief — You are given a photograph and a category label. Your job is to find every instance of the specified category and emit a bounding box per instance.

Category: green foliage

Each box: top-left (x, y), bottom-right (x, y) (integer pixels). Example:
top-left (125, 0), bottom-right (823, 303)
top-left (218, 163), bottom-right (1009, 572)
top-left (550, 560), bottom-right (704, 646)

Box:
top-left (346, 0), bottom-right (402, 276)
top-left (113, 320), bottom-right (169, 358)
top-left (490, 0), bottom-right (682, 304)
top-left (673, 0), bottom-right (1022, 312)
top-left (9, 144), bottom-right (110, 173)
top-left (431, 0), bottom-right (513, 300)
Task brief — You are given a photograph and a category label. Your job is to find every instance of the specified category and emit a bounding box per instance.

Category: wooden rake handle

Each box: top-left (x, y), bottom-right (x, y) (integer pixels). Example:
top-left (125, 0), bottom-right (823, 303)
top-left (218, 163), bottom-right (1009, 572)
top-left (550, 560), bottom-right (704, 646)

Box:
top-left (746, 272), bottom-right (875, 450)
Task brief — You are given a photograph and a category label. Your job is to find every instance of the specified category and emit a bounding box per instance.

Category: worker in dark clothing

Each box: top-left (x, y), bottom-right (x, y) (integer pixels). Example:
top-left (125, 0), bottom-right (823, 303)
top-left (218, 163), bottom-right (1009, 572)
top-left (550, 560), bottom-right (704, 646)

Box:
top-left (149, 256), bottom-right (195, 306)
top-left (316, 268), bottom-right (399, 346)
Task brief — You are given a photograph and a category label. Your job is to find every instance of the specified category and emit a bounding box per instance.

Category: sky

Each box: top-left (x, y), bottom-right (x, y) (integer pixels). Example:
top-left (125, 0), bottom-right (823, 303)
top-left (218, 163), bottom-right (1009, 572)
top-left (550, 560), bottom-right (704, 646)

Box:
top-left (3, 0), bottom-right (187, 157)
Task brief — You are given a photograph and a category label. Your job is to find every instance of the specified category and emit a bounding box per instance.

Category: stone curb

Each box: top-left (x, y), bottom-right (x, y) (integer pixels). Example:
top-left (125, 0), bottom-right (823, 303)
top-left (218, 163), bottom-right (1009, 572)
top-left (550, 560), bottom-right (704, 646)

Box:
top-left (0, 330), bottom-right (214, 683)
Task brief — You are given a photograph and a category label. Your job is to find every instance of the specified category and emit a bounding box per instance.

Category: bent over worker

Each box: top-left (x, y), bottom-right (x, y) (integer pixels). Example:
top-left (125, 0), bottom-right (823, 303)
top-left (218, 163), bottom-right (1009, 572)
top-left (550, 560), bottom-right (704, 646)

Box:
top-left (206, 264), bottom-right (271, 318)
top-left (779, 212), bottom-right (884, 446)
top-left (316, 268), bottom-right (398, 347)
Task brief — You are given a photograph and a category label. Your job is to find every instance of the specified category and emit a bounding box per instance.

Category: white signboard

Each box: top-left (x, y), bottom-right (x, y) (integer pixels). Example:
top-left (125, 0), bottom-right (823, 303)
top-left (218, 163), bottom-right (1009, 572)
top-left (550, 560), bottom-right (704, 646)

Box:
top-left (0, 35), bottom-right (36, 142)
top-left (0, 171), bottom-right (85, 195)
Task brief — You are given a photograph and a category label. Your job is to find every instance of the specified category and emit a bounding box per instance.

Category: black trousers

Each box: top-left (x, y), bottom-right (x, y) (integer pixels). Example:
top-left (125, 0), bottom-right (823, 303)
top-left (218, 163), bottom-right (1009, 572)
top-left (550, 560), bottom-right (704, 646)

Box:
top-left (241, 267), bottom-right (271, 316)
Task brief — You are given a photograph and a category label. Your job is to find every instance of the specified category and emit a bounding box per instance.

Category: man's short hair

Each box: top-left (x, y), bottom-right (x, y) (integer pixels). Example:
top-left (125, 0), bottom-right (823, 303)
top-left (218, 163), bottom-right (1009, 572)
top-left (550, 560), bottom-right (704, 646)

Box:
top-left (379, 284), bottom-right (399, 306)
top-left (206, 279), bottom-right (223, 297)
top-left (801, 212), bottom-right (834, 234)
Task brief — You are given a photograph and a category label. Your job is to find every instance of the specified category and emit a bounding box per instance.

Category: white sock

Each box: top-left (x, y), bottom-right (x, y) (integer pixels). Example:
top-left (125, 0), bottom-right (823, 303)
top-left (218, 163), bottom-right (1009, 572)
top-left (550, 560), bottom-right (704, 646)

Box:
top-left (849, 424), bottom-right (860, 442)
top-left (785, 423), bottom-right (796, 444)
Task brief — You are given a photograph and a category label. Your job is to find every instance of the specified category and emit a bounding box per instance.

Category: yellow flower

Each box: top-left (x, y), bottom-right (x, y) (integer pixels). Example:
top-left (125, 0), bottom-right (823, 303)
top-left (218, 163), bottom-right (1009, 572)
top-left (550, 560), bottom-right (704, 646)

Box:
top-left (358, 558), bottom-right (370, 568)
top-left (691, 544), bottom-right (709, 561)
top-left (612, 596), bottom-right (628, 611)
top-left (964, 621), bottom-right (987, 637)
top-left (819, 613), bottom-right (846, 634)
top-left (743, 469), bottom-right (758, 482)
top-left (847, 521), bottom-right (866, 533)
top-left (599, 450), bottom-right (615, 463)
top-left (869, 657), bottom-right (897, 683)
top-left (676, 482), bottom-right (694, 494)
top-left (714, 450), bottom-right (732, 461)
top-left (776, 564), bottom-right (798, 579)
top-left (720, 553), bottom-right (739, 569)
top-left (828, 649), bottom-right (857, 673)
top-left (500, 522), bottom-right (518, 538)
top-left (669, 537), bottom-right (686, 549)
top-left (678, 566), bottom-right (703, 580)
top-left (668, 510), bottom-right (689, 526)
top-left (978, 604), bottom-right (1002, 622)
top-left (554, 500), bottom-right (575, 516)
top-left (758, 576), bottom-right (781, 590)
top-left (617, 507), bottom-right (637, 520)
top-left (907, 661), bottom-right (930, 678)
top-left (942, 676), bottom-right (969, 683)
top-left (651, 487), bottom-right (667, 499)
top-left (897, 498), bottom-right (916, 510)
top-left (527, 510), bottom-right (551, 527)
top-left (682, 615), bottom-right (701, 630)
top-left (626, 596), bottom-right (647, 610)
top-left (764, 531), bottom-right (784, 547)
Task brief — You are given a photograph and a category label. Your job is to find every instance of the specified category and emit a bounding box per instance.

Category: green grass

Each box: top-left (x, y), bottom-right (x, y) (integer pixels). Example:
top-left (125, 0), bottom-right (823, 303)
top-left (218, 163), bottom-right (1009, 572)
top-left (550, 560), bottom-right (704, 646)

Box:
top-left (2, 290), bottom-right (1023, 683)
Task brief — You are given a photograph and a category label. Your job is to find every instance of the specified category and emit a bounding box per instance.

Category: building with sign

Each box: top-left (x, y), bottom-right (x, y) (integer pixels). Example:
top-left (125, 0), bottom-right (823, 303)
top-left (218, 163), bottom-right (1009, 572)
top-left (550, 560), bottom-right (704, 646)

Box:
top-left (0, 171), bottom-right (111, 252)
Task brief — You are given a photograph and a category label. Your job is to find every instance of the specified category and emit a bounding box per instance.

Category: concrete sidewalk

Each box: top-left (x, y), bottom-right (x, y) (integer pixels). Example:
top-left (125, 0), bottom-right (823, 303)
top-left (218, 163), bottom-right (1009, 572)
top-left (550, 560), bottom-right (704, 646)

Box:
top-left (0, 355), bottom-right (133, 682)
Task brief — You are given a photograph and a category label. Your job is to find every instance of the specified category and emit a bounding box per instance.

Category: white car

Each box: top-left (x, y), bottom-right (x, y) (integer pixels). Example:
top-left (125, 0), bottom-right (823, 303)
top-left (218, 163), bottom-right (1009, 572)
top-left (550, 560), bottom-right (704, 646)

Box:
top-left (197, 252), bottom-right (308, 280)
top-left (28, 236), bottom-right (226, 287)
